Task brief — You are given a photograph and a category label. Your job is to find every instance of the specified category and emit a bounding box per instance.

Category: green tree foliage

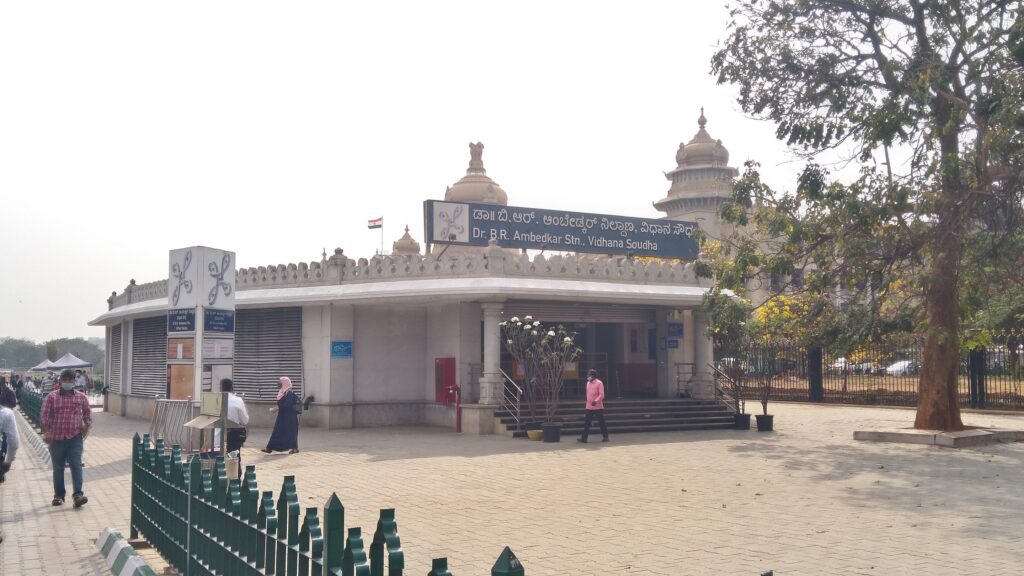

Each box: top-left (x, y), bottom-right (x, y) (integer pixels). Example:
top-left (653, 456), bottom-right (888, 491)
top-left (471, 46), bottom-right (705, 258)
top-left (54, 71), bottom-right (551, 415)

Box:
top-left (44, 340), bottom-right (60, 362)
top-left (709, 0), bottom-right (1024, 430)
top-left (0, 338), bottom-right (48, 369)
top-left (0, 337), bottom-right (103, 373)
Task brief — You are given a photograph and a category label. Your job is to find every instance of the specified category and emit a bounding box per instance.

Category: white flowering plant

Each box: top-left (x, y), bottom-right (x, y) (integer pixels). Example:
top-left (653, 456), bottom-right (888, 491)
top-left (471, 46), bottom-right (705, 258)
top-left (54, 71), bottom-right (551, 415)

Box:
top-left (502, 316), bottom-right (582, 423)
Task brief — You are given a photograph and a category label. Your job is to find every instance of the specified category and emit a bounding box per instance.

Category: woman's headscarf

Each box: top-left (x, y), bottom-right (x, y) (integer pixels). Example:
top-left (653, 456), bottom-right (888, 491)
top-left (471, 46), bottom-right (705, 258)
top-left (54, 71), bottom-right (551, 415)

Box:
top-left (276, 376), bottom-right (293, 401)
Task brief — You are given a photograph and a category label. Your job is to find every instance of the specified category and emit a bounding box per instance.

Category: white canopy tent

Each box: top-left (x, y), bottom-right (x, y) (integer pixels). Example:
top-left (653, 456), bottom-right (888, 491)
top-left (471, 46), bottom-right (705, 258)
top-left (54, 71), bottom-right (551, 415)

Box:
top-left (28, 358), bottom-right (55, 372)
top-left (48, 353), bottom-right (93, 370)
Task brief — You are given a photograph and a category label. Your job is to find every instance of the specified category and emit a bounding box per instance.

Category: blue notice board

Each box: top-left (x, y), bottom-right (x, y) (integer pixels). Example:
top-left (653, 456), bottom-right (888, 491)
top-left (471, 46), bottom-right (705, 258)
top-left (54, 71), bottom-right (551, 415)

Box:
top-left (331, 341), bottom-right (353, 358)
top-left (668, 323), bottom-right (684, 338)
top-left (667, 339), bottom-right (680, 349)
top-left (204, 309), bottom-right (235, 333)
top-left (167, 309), bottom-right (196, 333)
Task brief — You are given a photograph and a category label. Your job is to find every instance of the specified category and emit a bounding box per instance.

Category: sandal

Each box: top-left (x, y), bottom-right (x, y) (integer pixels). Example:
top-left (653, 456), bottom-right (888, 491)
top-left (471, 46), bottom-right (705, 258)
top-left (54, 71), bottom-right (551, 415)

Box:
top-left (73, 493), bottom-right (89, 508)
top-left (288, 449), bottom-right (300, 454)
top-left (52, 496), bottom-right (64, 506)
top-left (260, 449), bottom-right (272, 454)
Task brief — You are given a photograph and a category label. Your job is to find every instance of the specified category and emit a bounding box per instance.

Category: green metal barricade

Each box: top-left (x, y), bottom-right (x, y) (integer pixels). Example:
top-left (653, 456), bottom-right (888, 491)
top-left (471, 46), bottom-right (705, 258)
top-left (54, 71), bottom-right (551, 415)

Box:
top-left (130, 432), bottom-right (523, 575)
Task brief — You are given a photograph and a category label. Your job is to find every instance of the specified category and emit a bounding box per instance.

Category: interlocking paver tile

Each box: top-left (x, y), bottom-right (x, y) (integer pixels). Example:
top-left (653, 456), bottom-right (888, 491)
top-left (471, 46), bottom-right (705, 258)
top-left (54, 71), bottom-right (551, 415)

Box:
top-left (1, 403), bottom-right (1023, 574)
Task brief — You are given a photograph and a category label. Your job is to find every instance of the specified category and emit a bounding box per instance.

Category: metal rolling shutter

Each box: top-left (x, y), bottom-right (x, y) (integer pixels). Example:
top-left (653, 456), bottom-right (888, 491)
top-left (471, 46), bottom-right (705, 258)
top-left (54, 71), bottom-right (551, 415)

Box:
top-left (131, 316), bottom-right (167, 397)
top-left (109, 324), bottom-right (122, 393)
top-left (234, 308), bottom-right (303, 400)
top-left (501, 301), bottom-right (655, 324)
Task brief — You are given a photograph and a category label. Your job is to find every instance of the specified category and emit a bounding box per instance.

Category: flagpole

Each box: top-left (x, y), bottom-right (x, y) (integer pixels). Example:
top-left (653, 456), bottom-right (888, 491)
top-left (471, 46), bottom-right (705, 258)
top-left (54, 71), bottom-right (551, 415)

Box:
top-left (380, 221), bottom-right (384, 255)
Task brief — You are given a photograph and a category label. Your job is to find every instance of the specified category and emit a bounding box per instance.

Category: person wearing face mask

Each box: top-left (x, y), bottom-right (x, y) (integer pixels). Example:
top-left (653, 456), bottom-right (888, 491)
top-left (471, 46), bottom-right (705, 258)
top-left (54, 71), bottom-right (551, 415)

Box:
top-left (577, 369), bottom-right (609, 443)
top-left (40, 369), bottom-right (93, 507)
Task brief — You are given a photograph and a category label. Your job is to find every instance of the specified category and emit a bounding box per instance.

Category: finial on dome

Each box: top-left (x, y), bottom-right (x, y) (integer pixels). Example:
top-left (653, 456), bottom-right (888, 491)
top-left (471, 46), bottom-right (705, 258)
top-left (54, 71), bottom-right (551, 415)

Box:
top-left (393, 224), bottom-right (422, 255)
top-left (698, 107), bottom-right (707, 129)
top-left (468, 142), bottom-right (485, 172)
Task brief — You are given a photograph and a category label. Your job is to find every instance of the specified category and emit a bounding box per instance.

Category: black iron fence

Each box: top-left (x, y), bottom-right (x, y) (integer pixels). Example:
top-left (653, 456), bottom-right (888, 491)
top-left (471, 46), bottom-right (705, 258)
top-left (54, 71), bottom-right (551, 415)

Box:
top-left (717, 330), bottom-right (1024, 411)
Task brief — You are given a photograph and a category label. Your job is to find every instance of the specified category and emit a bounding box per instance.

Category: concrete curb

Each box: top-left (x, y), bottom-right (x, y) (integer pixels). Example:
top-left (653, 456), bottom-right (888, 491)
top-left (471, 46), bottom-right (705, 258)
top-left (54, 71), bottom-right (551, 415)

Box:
top-left (854, 427), bottom-right (1024, 448)
top-left (96, 528), bottom-right (158, 576)
top-left (14, 407), bottom-right (51, 467)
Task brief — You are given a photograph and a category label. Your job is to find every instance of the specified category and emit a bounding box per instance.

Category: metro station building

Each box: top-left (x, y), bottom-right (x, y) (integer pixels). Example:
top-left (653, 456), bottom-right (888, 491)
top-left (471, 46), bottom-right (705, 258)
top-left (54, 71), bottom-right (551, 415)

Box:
top-left (90, 112), bottom-right (741, 434)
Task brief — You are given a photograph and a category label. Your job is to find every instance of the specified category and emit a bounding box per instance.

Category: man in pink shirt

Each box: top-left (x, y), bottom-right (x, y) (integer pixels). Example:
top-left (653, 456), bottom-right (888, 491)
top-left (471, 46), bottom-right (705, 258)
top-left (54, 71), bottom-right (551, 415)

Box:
top-left (578, 369), bottom-right (609, 443)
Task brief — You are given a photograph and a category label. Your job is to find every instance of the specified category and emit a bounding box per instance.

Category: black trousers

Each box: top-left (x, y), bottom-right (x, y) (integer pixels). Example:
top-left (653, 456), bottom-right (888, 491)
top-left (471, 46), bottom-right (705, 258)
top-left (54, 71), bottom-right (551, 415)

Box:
top-left (581, 409), bottom-right (608, 440)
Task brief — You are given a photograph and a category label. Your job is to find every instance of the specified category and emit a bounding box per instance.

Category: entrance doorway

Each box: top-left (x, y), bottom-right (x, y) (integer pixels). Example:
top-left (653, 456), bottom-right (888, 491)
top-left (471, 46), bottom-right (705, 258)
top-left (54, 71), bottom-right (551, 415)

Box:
top-left (500, 321), bottom-right (658, 399)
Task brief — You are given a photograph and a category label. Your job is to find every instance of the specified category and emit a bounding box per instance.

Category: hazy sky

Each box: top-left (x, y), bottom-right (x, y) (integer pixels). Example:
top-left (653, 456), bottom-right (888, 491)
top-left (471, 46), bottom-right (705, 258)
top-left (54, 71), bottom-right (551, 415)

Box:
top-left (1, 1), bottom-right (830, 343)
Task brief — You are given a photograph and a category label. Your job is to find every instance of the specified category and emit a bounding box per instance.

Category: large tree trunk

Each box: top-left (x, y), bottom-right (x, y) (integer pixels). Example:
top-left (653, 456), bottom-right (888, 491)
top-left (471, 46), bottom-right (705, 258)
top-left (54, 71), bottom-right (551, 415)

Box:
top-left (914, 229), bottom-right (964, 431)
top-left (914, 92), bottom-right (966, 432)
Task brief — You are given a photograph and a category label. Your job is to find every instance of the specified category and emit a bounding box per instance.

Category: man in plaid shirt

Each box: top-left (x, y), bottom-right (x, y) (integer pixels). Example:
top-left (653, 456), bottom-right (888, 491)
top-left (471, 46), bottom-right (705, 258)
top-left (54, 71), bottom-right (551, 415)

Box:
top-left (41, 369), bottom-right (92, 507)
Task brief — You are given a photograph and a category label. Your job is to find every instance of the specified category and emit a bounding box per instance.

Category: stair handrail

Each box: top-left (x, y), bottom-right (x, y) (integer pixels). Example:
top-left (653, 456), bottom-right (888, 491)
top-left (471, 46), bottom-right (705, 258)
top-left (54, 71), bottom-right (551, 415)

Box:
top-left (708, 363), bottom-right (743, 414)
top-left (498, 367), bottom-right (522, 425)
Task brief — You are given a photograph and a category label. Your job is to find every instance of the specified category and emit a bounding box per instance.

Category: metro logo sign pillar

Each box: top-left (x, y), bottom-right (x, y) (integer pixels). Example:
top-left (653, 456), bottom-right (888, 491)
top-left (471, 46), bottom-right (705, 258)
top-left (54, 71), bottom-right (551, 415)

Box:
top-left (167, 246), bottom-right (236, 401)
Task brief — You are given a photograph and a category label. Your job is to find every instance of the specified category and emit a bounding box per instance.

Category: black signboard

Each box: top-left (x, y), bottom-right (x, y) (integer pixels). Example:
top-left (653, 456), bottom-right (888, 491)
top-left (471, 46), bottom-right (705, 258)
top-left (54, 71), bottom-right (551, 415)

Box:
top-left (167, 309), bottom-right (196, 333)
top-left (424, 200), bottom-right (699, 259)
top-left (204, 309), bottom-right (235, 333)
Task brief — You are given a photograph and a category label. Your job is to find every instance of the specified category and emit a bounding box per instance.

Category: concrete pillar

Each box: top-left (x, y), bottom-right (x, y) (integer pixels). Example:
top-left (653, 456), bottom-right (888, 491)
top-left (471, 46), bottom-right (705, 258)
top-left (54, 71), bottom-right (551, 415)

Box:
top-left (656, 308), bottom-right (669, 397)
top-left (692, 310), bottom-right (715, 398)
top-left (478, 301), bottom-right (504, 405)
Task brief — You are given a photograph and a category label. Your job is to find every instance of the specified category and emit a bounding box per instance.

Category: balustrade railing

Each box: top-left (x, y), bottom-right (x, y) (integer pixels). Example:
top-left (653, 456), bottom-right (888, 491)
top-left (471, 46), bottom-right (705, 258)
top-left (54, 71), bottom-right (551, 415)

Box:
top-left (498, 368), bottom-right (522, 425)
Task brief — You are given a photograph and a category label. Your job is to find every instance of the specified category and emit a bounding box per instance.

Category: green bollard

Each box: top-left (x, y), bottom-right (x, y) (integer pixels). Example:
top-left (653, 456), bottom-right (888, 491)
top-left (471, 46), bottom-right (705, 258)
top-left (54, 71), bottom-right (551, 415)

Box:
top-left (491, 547), bottom-right (524, 576)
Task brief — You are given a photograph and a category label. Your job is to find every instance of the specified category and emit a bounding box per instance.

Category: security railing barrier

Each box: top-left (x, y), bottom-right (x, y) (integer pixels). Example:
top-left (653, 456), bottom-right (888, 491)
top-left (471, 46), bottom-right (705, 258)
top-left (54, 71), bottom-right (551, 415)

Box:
top-left (18, 388), bottom-right (45, 427)
top-left (130, 433), bottom-right (526, 575)
top-left (150, 398), bottom-right (201, 452)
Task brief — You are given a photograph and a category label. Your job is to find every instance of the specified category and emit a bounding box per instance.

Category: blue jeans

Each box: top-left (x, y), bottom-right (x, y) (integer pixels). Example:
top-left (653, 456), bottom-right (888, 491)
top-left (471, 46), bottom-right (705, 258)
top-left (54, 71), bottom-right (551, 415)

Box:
top-left (49, 435), bottom-right (84, 498)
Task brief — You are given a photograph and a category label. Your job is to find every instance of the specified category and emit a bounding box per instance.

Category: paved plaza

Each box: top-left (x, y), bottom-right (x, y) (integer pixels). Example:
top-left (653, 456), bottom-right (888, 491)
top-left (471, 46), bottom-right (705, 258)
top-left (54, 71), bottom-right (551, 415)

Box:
top-left (2, 402), bottom-right (1023, 575)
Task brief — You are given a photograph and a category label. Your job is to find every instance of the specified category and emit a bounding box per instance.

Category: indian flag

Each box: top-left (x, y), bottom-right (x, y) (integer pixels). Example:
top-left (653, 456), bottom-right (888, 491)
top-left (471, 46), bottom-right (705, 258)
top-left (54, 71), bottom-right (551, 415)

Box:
top-left (367, 217), bottom-right (383, 229)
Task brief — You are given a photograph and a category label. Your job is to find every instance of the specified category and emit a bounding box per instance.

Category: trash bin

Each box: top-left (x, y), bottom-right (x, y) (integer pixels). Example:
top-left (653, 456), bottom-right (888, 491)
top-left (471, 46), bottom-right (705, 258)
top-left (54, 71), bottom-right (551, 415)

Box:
top-left (198, 451), bottom-right (239, 481)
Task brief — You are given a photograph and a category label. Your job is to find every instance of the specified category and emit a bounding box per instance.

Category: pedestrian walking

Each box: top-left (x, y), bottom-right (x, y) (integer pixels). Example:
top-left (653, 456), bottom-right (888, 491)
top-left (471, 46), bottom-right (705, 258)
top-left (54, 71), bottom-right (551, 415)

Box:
top-left (577, 369), bottom-right (609, 443)
top-left (41, 369), bottom-right (92, 507)
top-left (0, 385), bottom-right (21, 484)
top-left (261, 376), bottom-right (300, 454)
top-left (212, 378), bottom-right (249, 478)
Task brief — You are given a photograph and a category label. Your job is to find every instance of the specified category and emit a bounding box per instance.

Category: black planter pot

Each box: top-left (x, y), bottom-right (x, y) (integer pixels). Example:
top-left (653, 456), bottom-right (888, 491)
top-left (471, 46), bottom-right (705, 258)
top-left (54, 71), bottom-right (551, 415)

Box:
top-left (541, 422), bottom-right (562, 443)
top-left (734, 413), bottom-right (751, 430)
top-left (755, 414), bottom-right (774, 432)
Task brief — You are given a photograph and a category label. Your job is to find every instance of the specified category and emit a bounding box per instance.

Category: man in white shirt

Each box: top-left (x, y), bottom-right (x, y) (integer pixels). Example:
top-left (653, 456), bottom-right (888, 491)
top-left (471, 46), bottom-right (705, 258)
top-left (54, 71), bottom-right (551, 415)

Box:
top-left (1, 385), bottom-right (21, 483)
top-left (212, 378), bottom-right (249, 479)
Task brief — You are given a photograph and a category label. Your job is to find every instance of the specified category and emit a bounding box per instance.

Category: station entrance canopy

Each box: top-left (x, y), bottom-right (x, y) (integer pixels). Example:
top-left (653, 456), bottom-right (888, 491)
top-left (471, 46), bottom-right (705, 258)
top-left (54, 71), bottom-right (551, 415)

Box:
top-left (425, 200), bottom-right (699, 259)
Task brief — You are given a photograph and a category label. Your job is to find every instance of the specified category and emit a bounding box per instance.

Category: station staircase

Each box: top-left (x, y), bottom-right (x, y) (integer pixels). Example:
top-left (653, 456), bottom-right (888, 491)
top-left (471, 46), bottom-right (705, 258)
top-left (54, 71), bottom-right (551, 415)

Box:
top-left (495, 398), bottom-right (736, 438)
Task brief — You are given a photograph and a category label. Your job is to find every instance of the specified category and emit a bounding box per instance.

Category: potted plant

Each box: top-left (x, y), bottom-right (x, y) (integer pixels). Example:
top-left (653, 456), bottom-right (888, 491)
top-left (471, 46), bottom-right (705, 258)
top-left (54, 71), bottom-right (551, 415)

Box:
top-left (502, 316), bottom-right (582, 442)
top-left (726, 363), bottom-right (750, 430)
top-left (753, 348), bottom-right (774, 432)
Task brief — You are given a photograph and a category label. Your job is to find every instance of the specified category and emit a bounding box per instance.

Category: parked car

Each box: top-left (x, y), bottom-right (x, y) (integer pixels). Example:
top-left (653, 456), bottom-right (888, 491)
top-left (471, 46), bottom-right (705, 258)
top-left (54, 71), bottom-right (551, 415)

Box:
top-left (885, 360), bottom-right (919, 376)
top-left (830, 358), bottom-right (874, 374)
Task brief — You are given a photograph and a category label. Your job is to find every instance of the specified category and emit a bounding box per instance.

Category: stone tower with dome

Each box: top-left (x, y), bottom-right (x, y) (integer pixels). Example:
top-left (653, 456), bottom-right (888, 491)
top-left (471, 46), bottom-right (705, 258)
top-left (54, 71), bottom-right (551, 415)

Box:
top-left (430, 142), bottom-right (516, 256)
top-left (653, 109), bottom-right (740, 244)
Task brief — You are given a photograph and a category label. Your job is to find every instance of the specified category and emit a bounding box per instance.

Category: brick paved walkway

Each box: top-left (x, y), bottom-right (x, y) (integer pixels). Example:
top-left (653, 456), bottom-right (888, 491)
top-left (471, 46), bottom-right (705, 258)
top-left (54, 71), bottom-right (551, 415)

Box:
top-left (1, 403), bottom-right (1022, 575)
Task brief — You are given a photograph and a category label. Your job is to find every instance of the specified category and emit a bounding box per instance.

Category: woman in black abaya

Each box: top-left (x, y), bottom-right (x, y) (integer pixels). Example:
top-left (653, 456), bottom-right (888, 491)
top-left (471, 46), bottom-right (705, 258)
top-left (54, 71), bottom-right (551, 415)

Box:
top-left (261, 376), bottom-right (299, 454)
